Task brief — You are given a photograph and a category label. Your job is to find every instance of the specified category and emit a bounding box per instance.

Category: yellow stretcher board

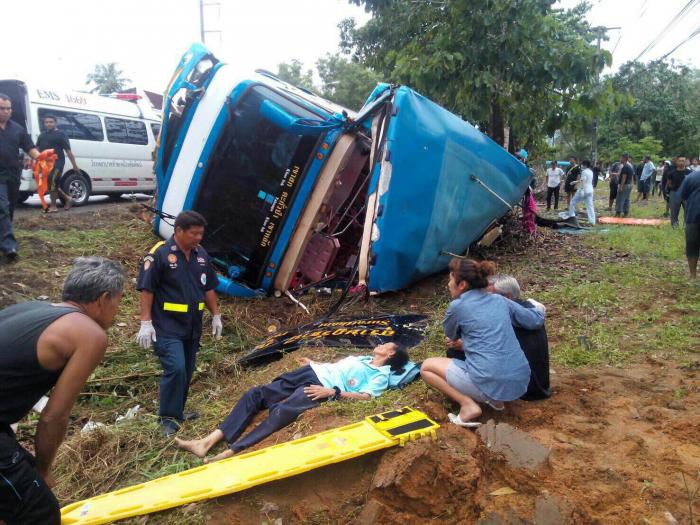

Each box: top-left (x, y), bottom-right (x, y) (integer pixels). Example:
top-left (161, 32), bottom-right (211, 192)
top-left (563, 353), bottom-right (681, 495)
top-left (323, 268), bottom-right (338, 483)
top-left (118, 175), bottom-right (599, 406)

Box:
top-left (61, 407), bottom-right (439, 524)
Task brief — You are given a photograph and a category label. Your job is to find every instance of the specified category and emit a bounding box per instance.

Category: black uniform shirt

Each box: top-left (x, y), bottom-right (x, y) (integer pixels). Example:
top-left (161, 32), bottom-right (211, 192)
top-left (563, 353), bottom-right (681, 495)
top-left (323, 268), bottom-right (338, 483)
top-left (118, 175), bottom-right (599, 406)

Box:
top-left (668, 167), bottom-right (691, 191)
top-left (619, 162), bottom-right (635, 186)
top-left (37, 129), bottom-right (71, 165)
top-left (0, 120), bottom-right (34, 182)
top-left (564, 165), bottom-right (581, 193)
top-left (136, 237), bottom-right (219, 339)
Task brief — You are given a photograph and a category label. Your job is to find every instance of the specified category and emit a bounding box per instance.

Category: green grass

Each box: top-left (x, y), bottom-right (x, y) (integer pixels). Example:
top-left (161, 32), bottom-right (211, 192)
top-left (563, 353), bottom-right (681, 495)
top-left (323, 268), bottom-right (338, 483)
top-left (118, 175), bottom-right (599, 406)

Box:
top-left (531, 187), bottom-right (698, 367)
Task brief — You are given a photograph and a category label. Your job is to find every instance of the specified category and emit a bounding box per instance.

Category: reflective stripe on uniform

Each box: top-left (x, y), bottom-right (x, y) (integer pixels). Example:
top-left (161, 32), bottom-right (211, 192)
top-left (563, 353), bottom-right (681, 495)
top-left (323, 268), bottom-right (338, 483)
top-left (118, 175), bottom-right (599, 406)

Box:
top-left (149, 241), bottom-right (165, 254)
top-left (163, 302), bottom-right (188, 313)
top-left (198, 303), bottom-right (204, 311)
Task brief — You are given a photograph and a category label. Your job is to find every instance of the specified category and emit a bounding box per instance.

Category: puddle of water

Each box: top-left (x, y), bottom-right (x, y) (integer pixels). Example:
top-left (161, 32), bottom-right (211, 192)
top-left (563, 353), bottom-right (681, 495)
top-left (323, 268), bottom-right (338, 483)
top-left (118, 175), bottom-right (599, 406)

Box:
top-left (535, 496), bottom-right (564, 525)
top-left (477, 419), bottom-right (550, 470)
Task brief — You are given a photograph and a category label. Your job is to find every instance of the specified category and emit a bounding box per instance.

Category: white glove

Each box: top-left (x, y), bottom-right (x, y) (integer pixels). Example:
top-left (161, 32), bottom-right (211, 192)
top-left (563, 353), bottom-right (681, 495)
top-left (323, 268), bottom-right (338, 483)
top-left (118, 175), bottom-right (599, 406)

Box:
top-left (527, 298), bottom-right (546, 315)
top-left (212, 314), bottom-right (223, 340)
top-left (137, 320), bottom-right (157, 349)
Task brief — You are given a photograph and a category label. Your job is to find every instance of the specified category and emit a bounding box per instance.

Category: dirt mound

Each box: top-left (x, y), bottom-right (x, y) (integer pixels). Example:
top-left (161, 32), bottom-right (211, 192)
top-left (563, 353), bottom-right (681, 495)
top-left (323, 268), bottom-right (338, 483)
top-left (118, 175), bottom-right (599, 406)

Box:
top-left (201, 360), bottom-right (698, 524)
top-left (361, 428), bottom-right (482, 523)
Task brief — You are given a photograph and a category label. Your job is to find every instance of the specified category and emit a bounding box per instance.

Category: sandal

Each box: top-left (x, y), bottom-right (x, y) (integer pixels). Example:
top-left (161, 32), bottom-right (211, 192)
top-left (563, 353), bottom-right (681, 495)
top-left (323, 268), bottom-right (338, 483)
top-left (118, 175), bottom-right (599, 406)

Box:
top-left (448, 413), bottom-right (482, 428)
top-left (485, 400), bottom-right (505, 411)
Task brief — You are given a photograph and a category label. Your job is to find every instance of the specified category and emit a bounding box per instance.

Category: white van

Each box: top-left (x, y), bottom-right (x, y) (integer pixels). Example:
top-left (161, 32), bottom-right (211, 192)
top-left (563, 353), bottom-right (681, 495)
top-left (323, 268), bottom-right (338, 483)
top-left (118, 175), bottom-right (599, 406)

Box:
top-left (0, 80), bottom-right (160, 205)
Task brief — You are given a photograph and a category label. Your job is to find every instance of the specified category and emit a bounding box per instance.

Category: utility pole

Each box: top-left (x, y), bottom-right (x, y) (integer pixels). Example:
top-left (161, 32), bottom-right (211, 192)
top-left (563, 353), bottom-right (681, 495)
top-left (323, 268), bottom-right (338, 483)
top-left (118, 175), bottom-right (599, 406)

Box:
top-left (591, 26), bottom-right (620, 167)
top-left (199, 0), bottom-right (205, 43)
top-left (199, 0), bottom-right (222, 46)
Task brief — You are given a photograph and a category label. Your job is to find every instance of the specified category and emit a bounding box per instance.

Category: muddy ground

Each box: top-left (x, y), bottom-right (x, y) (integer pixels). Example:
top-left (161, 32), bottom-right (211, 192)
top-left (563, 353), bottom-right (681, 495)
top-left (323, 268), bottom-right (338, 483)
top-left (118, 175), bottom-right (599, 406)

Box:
top-left (3, 201), bottom-right (699, 524)
top-left (203, 360), bottom-right (700, 524)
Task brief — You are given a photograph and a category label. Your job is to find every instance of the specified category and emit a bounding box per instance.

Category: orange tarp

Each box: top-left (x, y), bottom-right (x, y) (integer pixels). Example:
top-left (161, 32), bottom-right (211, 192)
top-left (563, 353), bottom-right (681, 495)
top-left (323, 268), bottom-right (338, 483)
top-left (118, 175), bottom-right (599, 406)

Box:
top-left (598, 217), bottom-right (668, 226)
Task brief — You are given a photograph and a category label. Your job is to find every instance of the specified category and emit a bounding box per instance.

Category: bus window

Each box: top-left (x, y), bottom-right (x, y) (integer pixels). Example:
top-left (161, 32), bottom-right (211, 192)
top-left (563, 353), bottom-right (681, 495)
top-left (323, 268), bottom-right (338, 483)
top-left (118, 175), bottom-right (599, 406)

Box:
top-left (105, 117), bottom-right (148, 145)
top-left (194, 85), bottom-right (320, 287)
top-left (38, 108), bottom-right (104, 141)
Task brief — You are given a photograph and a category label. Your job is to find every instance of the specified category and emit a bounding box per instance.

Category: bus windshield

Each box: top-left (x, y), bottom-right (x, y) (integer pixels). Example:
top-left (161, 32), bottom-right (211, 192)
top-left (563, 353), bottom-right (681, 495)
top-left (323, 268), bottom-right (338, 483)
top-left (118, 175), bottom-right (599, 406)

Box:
top-left (193, 85), bottom-right (320, 287)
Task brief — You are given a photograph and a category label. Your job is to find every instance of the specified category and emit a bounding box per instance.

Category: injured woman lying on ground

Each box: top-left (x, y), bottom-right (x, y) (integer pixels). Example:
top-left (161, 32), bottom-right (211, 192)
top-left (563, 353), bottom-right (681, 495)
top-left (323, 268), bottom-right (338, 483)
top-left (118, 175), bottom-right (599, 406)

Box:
top-left (175, 342), bottom-right (413, 462)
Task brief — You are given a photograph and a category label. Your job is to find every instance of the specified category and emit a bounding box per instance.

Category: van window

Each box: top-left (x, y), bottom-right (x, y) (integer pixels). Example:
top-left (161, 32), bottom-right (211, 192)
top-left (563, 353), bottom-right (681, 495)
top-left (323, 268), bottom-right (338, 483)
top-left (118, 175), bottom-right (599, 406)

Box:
top-left (38, 108), bottom-right (104, 141)
top-left (151, 123), bottom-right (161, 138)
top-left (105, 117), bottom-right (149, 145)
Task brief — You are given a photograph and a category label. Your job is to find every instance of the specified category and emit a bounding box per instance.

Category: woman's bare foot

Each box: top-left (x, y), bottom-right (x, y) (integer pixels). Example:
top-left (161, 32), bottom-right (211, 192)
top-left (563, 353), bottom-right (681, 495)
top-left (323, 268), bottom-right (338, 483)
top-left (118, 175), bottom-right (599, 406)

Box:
top-left (458, 399), bottom-right (482, 422)
top-left (174, 437), bottom-right (210, 458)
top-left (204, 449), bottom-right (235, 463)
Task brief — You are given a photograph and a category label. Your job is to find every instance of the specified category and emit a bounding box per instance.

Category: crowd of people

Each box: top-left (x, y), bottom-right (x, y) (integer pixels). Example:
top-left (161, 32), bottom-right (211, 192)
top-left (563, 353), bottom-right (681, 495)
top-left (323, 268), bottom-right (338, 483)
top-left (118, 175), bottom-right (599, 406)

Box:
top-left (544, 153), bottom-right (700, 279)
top-left (603, 154), bottom-right (698, 218)
top-left (1, 204), bottom-right (553, 522)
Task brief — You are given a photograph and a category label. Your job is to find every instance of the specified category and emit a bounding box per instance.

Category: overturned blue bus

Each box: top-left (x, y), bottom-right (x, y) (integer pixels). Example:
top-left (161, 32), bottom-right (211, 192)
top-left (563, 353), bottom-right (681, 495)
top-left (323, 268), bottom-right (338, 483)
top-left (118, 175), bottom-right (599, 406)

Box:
top-left (154, 44), bottom-right (532, 298)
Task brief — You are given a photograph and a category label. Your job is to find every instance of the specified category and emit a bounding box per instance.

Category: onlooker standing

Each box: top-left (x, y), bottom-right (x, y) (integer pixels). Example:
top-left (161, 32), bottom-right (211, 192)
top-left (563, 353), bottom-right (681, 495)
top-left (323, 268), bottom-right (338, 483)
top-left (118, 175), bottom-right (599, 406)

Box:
top-left (633, 157), bottom-right (644, 202)
top-left (671, 168), bottom-right (700, 279)
top-left (545, 161), bottom-right (564, 211)
top-left (689, 158), bottom-right (699, 172)
top-left (566, 159), bottom-right (596, 225)
top-left (564, 156), bottom-right (581, 207)
top-left (592, 161), bottom-right (602, 188)
top-left (635, 156), bottom-right (655, 203)
top-left (662, 157), bottom-right (677, 216)
top-left (0, 93), bottom-right (39, 263)
top-left (615, 153), bottom-right (635, 217)
top-left (608, 161), bottom-right (621, 211)
top-left (36, 115), bottom-right (80, 212)
top-left (666, 157), bottom-right (692, 222)
top-left (652, 160), bottom-right (665, 197)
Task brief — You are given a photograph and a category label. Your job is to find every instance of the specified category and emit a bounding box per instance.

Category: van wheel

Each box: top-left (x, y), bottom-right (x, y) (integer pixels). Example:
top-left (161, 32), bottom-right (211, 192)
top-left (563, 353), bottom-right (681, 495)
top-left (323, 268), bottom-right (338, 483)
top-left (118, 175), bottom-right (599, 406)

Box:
top-left (17, 191), bottom-right (33, 204)
top-left (61, 171), bottom-right (91, 206)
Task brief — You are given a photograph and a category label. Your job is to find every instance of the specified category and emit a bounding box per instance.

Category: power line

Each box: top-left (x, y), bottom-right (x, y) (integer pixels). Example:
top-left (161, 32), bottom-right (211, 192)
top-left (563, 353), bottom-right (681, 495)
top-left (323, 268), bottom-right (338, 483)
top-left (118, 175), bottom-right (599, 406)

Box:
top-left (660, 26), bottom-right (700, 59)
top-left (611, 33), bottom-right (623, 55)
top-left (634, 0), bottom-right (700, 61)
top-left (635, 0), bottom-right (698, 60)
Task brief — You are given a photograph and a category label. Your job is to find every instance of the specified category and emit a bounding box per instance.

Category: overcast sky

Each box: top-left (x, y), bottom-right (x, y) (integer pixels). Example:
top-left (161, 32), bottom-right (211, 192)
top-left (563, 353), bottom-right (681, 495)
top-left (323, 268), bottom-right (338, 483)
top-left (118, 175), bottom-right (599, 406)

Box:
top-left (3, 0), bottom-right (698, 94)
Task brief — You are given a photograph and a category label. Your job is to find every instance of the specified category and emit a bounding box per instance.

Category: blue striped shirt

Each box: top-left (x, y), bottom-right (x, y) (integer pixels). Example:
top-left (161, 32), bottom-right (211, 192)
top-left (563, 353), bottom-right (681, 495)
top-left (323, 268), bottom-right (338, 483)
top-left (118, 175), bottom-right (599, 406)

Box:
top-left (444, 289), bottom-right (545, 401)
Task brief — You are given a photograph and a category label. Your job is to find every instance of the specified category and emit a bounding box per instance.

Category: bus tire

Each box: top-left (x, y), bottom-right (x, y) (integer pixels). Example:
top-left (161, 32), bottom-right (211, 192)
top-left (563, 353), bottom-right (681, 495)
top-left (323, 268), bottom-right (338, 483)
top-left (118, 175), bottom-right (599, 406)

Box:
top-left (17, 191), bottom-right (33, 204)
top-left (61, 171), bottom-right (91, 207)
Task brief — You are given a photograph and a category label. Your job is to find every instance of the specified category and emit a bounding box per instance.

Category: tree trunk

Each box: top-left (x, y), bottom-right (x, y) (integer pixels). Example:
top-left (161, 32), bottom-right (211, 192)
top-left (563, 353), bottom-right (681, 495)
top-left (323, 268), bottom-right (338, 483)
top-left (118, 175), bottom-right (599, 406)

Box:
top-left (489, 97), bottom-right (505, 148)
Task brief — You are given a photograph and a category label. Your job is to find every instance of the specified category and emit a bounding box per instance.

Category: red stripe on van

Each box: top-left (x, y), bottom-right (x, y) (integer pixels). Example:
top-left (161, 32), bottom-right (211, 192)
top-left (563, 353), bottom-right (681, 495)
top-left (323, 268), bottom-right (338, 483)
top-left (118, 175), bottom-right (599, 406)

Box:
top-left (115, 181), bottom-right (137, 187)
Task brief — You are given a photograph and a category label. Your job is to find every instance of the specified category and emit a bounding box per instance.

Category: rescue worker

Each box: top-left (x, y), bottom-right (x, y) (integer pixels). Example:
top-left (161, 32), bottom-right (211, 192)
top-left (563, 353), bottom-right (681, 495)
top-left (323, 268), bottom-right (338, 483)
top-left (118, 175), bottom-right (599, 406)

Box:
top-left (136, 210), bottom-right (222, 436)
top-left (0, 257), bottom-right (125, 524)
top-left (36, 115), bottom-right (80, 212)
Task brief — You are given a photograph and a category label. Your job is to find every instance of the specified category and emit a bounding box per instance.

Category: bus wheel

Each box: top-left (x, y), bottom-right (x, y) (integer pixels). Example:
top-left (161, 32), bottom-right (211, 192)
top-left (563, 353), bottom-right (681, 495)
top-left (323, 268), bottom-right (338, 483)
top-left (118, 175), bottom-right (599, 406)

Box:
top-left (61, 171), bottom-right (91, 207)
top-left (17, 191), bottom-right (33, 204)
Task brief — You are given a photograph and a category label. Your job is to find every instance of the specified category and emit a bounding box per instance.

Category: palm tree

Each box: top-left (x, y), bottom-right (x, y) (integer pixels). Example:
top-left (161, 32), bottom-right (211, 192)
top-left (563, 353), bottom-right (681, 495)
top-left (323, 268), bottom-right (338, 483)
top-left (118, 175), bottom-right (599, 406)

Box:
top-left (86, 63), bottom-right (131, 94)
